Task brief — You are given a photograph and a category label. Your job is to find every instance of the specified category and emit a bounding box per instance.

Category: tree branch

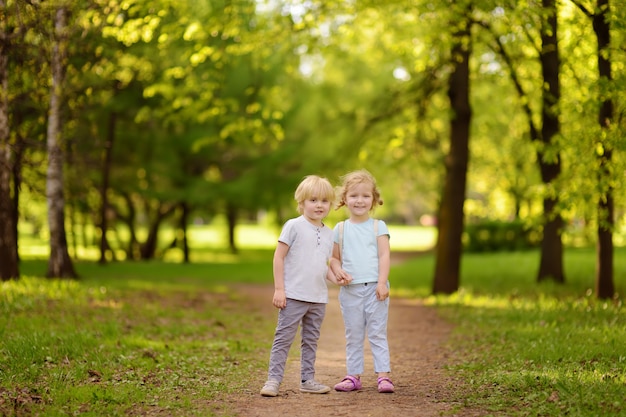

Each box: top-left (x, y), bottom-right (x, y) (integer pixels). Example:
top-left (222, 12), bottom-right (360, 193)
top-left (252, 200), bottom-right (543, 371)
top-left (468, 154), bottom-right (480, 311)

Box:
top-left (475, 19), bottom-right (539, 140)
top-left (568, 0), bottom-right (593, 18)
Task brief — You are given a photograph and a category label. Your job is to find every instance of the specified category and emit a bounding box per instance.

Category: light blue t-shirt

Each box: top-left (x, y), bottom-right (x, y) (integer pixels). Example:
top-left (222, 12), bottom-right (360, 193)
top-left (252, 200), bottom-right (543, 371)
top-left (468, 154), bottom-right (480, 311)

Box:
top-left (333, 218), bottom-right (390, 284)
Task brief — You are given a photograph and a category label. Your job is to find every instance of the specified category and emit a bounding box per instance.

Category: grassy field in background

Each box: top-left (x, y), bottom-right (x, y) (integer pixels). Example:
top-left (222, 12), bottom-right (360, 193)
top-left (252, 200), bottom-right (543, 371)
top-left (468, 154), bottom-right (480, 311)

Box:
top-left (17, 222), bottom-right (438, 262)
top-left (4, 225), bottom-right (626, 416)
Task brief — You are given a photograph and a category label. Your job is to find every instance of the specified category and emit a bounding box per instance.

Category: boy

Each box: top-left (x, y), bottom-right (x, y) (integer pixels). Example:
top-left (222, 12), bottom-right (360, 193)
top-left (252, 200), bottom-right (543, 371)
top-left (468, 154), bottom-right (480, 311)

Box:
top-left (260, 175), bottom-right (339, 397)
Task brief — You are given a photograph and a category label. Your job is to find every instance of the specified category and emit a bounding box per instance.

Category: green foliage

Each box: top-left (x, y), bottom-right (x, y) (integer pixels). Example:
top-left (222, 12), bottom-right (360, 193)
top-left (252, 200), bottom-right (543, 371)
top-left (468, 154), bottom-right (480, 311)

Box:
top-left (9, 0), bottom-right (626, 263)
top-left (463, 220), bottom-right (540, 252)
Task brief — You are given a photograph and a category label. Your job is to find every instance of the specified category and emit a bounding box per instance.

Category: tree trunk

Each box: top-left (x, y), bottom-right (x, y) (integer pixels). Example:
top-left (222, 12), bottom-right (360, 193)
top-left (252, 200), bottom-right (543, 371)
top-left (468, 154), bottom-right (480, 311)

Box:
top-left (0, 9), bottom-right (19, 280)
top-left (12, 131), bottom-right (25, 265)
top-left (180, 202), bottom-right (190, 263)
top-left (114, 192), bottom-right (141, 259)
top-left (226, 202), bottom-right (238, 254)
top-left (99, 111), bottom-right (116, 264)
top-left (46, 6), bottom-right (76, 279)
top-left (536, 0), bottom-right (564, 283)
top-left (139, 204), bottom-right (176, 260)
top-left (140, 220), bottom-right (161, 260)
top-left (432, 10), bottom-right (472, 295)
top-left (593, 0), bottom-right (614, 299)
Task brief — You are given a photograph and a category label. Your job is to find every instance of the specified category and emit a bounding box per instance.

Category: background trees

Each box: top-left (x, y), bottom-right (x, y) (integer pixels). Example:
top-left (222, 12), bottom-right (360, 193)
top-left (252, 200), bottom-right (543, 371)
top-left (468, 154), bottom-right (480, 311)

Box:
top-left (2, 0), bottom-right (625, 298)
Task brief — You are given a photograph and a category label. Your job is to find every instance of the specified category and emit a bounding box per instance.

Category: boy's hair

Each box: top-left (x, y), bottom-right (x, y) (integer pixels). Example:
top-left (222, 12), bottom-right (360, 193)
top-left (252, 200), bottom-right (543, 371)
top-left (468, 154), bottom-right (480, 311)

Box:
top-left (294, 175), bottom-right (335, 214)
top-left (336, 169), bottom-right (383, 211)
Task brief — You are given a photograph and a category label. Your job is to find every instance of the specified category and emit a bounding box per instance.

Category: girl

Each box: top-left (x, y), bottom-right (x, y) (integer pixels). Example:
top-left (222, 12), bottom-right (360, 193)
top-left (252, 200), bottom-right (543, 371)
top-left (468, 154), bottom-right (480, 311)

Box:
top-left (329, 169), bottom-right (394, 393)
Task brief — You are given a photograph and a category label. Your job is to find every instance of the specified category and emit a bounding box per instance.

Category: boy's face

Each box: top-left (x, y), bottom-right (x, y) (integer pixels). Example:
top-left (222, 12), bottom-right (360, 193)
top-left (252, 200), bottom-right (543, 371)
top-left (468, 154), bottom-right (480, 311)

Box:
top-left (300, 196), bottom-right (331, 224)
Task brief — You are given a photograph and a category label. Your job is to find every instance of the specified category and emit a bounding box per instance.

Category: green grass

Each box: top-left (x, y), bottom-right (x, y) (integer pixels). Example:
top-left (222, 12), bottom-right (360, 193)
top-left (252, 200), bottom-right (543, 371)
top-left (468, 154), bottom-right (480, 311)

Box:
top-left (392, 247), bottom-right (626, 416)
top-left (18, 222), bottom-right (437, 262)
top-left (6, 225), bottom-right (626, 416)
top-left (1, 257), bottom-right (276, 416)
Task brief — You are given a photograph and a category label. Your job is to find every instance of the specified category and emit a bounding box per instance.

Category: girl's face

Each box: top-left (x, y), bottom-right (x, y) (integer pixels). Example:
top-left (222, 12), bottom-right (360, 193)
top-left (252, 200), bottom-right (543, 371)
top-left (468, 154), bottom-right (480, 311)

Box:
top-left (300, 196), bottom-right (331, 225)
top-left (345, 182), bottom-right (373, 218)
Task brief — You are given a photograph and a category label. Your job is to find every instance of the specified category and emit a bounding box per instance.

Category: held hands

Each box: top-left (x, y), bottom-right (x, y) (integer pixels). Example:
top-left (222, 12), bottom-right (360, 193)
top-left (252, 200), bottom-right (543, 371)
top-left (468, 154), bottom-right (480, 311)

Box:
top-left (272, 289), bottom-right (287, 309)
top-left (328, 258), bottom-right (352, 287)
top-left (335, 269), bottom-right (353, 286)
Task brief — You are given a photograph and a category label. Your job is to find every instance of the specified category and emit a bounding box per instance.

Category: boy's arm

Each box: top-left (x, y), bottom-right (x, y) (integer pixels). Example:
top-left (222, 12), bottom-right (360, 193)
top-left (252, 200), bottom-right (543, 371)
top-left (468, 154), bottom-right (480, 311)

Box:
top-left (376, 235), bottom-right (390, 301)
top-left (328, 243), bottom-right (352, 285)
top-left (272, 242), bottom-right (289, 309)
top-left (326, 267), bottom-right (339, 284)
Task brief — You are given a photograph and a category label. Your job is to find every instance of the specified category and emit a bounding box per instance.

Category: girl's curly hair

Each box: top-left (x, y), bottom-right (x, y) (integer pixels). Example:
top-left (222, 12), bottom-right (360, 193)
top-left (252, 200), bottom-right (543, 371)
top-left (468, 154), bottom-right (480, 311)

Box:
top-left (335, 169), bottom-right (383, 211)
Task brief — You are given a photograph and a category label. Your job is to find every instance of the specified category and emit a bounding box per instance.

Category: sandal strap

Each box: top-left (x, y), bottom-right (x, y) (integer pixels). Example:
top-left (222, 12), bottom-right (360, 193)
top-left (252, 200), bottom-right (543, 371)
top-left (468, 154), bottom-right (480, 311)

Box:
top-left (341, 375), bottom-right (359, 387)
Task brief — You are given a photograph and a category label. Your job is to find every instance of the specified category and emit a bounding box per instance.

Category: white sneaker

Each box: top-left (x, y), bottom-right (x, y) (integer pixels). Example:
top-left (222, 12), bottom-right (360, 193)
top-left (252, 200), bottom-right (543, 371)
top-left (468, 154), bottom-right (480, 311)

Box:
top-left (300, 379), bottom-right (331, 394)
top-left (260, 379), bottom-right (280, 397)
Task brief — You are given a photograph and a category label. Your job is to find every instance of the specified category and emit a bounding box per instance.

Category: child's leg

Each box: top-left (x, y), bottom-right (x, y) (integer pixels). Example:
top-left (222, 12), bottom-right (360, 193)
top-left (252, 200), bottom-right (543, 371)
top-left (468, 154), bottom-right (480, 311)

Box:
top-left (339, 285), bottom-right (367, 376)
top-left (299, 302), bottom-right (326, 381)
top-left (365, 286), bottom-right (394, 393)
top-left (267, 300), bottom-right (306, 382)
top-left (365, 284), bottom-right (391, 375)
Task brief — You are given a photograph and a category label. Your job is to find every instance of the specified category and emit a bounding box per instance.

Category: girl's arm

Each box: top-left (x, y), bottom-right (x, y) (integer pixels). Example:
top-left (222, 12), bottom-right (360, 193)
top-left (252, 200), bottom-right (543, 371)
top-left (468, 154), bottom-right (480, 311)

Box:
top-left (376, 234), bottom-right (390, 301)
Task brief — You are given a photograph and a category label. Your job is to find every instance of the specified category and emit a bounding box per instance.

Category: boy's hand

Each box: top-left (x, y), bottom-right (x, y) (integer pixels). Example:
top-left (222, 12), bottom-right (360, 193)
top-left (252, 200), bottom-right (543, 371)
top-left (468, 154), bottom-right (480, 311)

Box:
top-left (272, 289), bottom-right (287, 309)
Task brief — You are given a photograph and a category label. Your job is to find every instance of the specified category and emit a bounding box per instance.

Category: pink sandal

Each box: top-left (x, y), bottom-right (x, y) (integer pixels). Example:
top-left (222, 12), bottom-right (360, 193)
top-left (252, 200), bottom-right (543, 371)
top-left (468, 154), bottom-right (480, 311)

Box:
top-left (334, 375), bottom-right (362, 392)
top-left (377, 377), bottom-right (395, 393)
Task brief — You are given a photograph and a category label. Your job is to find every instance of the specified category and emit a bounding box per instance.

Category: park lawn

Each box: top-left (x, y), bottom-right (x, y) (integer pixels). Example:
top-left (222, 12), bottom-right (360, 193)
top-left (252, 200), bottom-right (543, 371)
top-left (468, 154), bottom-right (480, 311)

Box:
top-left (393, 248), bottom-right (626, 416)
top-left (2, 255), bottom-right (277, 417)
top-left (2, 246), bottom-right (625, 416)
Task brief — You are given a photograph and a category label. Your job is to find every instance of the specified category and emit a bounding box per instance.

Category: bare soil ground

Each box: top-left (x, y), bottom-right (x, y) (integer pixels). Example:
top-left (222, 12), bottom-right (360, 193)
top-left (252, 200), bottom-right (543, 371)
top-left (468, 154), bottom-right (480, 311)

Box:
top-left (222, 252), bottom-right (486, 417)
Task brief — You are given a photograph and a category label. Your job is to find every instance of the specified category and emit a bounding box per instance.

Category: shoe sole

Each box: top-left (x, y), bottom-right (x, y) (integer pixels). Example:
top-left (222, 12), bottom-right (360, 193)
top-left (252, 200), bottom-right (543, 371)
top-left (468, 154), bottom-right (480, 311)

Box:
top-left (300, 388), bottom-right (331, 394)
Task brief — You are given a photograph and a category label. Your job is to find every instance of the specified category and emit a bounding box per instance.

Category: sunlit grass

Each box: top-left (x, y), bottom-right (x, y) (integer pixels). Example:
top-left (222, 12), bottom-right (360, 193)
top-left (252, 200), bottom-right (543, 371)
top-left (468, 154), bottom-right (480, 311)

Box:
top-left (19, 222), bottom-right (437, 262)
top-left (388, 247), bottom-right (626, 417)
top-left (0, 264), bottom-right (275, 416)
top-left (437, 295), bottom-right (626, 416)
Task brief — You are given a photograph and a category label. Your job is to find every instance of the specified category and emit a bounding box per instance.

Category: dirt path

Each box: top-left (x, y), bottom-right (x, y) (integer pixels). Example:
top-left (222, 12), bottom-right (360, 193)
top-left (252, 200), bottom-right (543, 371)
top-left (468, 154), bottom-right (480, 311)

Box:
top-left (224, 276), bottom-right (485, 417)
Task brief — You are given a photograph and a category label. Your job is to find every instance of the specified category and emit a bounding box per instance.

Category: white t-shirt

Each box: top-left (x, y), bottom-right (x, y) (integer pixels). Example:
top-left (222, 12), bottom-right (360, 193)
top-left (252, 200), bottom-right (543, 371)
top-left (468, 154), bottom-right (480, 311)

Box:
top-left (278, 215), bottom-right (333, 303)
top-left (334, 218), bottom-right (390, 285)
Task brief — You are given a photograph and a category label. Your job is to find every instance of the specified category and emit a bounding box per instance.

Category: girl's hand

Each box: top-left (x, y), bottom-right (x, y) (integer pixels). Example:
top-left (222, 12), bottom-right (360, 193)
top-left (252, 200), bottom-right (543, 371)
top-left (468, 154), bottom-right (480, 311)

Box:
top-left (376, 283), bottom-right (389, 301)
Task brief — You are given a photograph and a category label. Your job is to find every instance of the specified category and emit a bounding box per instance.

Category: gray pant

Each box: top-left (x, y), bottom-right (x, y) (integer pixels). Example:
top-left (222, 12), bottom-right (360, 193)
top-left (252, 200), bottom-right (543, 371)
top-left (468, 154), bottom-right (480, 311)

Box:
top-left (267, 298), bottom-right (326, 383)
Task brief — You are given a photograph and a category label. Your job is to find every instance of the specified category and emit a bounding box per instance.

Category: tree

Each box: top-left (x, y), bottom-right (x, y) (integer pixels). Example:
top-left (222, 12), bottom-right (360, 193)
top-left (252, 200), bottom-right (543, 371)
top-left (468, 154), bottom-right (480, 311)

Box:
top-left (571, 0), bottom-right (615, 298)
top-left (590, 0), bottom-right (615, 298)
top-left (432, 2), bottom-right (472, 294)
top-left (46, 4), bottom-right (76, 278)
top-left (535, 0), bottom-right (565, 283)
top-left (477, 2), bottom-right (564, 282)
top-left (0, 0), bottom-right (19, 280)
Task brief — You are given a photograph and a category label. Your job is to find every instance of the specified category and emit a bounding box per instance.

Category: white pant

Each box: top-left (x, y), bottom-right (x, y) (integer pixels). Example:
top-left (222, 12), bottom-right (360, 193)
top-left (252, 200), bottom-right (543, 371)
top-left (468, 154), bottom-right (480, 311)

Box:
top-left (339, 282), bottom-right (391, 375)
